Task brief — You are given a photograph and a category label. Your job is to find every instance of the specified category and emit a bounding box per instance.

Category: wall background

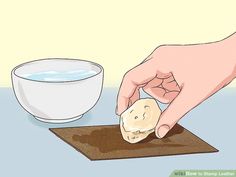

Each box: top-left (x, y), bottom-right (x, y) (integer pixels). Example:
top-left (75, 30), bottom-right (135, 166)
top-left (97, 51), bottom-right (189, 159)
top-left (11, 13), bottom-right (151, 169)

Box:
top-left (0, 0), bottom-right (236, 87)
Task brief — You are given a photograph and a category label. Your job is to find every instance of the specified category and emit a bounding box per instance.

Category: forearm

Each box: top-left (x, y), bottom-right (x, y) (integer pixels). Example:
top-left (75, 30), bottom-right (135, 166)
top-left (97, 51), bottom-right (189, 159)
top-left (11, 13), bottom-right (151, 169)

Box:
top-left (221, 32), bottom-right (236, 78)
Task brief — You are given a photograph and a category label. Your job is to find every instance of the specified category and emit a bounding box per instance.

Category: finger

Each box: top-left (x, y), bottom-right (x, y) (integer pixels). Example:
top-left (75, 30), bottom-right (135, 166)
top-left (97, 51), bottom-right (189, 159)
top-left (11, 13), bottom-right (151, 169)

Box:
top-left (143, 86), bottom-right (167, 103)
top-left (143, 77), bottom-right (163, 87)
top-left (155, 86), bottom-right (201, 138)
top-left (143, 77), bottom-right (179, 103)
top-left (142, 78), bottom-right (164, 101)
top-left (116, 59), bottom-right (158, 115)
top-left (116, 96), bottom-right (129, 116)
top-left (163, 91), bottom-right (179, 102)
top-left (129, 86), bottom-right (140, 106)
top-left (143, 86), bottom-right (179, 103)
top-left (162, 76), bottom-right (180, 92)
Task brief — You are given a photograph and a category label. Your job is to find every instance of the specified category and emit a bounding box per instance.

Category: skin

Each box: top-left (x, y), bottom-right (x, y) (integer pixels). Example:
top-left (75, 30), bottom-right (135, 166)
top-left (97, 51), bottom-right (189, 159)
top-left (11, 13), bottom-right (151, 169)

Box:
top-left (116, 32), bottom-right (236, 138)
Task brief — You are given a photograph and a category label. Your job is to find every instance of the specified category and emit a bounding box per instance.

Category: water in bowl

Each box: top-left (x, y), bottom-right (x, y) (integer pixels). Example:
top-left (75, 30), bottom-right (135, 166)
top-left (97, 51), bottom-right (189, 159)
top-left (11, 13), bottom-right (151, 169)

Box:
top-left (22, 70), bottom-right (97, 82)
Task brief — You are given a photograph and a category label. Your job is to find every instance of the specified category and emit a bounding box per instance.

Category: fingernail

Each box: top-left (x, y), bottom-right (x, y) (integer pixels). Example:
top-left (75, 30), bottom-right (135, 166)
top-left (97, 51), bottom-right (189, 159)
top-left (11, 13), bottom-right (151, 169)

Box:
top-left (115, 106), bottom-right (120, 116)
top-left (115, 105), bottom-right (118, 113)
top-left (156, 125), bottom-right (170, 138)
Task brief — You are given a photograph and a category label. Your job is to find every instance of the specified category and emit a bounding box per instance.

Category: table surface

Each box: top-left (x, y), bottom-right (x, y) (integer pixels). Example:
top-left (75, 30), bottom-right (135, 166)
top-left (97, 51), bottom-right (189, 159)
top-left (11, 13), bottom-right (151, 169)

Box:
top-left (1, 87), bottom-right (236, 177)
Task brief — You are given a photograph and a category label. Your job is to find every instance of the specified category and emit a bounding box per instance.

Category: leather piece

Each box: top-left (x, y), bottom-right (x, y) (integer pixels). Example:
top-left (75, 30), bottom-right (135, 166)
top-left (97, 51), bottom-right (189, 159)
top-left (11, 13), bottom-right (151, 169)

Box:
top-left (50, 124), bottom-right (218, 160)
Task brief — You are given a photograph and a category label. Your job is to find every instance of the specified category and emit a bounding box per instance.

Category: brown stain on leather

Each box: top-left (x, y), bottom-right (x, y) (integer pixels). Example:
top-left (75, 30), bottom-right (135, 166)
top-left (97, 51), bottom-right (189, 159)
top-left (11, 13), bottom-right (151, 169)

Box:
top-left (72, 124), bottom-right (185, 153)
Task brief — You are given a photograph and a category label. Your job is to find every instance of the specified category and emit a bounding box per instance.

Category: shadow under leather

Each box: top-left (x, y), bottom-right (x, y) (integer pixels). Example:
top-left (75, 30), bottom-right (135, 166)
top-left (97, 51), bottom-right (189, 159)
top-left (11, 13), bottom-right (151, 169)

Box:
top-left (71, 125), bottom-right (185, 153)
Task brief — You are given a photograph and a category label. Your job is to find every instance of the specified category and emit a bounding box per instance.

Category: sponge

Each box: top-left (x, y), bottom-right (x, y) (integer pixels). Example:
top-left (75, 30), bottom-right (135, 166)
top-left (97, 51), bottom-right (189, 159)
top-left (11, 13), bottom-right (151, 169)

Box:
top-left (120, 98), bottom-right (161, 143)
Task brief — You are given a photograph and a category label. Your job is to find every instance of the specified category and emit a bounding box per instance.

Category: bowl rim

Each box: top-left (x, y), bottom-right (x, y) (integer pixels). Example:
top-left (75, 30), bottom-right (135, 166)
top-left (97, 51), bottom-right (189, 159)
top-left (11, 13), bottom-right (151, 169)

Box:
top-left (11, 58), bottom-right (104, 83)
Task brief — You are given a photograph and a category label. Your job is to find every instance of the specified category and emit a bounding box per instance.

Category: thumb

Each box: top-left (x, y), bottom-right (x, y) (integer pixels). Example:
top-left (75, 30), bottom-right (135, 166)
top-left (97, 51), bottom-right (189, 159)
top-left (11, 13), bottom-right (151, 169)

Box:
top-left (155, 86), bottom-right (202, 138)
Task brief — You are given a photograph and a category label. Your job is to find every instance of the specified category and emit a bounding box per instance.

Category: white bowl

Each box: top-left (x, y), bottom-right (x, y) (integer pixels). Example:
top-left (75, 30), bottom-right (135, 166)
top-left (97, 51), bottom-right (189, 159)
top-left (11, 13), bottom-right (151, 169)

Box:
top-left (11, 58), bottom-right (104, 123)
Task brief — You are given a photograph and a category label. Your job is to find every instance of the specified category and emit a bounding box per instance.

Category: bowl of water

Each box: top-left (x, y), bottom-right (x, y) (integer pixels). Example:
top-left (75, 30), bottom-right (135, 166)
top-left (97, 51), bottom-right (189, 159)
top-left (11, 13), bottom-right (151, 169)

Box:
top-left (11, 58), bottom-right (104, 123)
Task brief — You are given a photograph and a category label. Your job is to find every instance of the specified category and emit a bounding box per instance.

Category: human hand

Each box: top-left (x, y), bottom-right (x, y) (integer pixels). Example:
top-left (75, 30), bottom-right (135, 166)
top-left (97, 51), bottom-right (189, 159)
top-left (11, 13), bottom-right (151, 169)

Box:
top-left (116, 33), bottom-right (236, 138)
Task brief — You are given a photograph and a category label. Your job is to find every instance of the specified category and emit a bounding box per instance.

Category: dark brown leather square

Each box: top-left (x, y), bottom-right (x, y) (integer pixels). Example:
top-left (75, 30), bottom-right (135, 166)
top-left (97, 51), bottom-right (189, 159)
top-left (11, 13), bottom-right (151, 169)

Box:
top-left (50, 124), bottom-right (218, 160)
